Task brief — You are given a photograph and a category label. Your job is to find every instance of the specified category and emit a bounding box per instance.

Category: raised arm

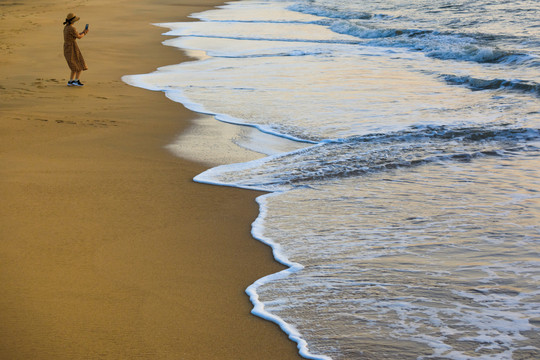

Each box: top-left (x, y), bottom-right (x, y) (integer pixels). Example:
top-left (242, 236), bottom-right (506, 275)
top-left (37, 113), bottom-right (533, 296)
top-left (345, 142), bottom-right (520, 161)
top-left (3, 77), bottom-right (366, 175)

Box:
top-left (77, 29), bottom-right (88, 38)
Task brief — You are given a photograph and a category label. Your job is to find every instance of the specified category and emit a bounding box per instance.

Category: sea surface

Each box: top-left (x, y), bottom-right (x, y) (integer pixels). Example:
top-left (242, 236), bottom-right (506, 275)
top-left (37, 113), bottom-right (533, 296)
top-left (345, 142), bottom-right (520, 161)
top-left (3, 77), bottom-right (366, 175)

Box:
top-left (123, 0), bottom-right (540, 359)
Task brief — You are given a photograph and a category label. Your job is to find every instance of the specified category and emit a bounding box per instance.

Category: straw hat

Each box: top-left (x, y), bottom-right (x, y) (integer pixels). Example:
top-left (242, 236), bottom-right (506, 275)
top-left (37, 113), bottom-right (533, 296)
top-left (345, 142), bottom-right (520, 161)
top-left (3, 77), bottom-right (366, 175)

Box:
top-left (64, 13), bottom-right (80, 25)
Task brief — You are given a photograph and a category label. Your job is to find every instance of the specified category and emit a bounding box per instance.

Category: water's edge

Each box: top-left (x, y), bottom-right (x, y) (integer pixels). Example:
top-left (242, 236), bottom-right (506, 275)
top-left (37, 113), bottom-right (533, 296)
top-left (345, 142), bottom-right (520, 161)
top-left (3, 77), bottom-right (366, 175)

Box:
top-left (122, 19), bottom-right (326, 360)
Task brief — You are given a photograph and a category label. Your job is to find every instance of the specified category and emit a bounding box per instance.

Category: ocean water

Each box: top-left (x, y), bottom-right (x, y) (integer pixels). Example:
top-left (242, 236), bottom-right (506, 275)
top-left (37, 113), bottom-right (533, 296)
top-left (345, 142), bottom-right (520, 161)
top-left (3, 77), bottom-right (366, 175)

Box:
top-left (123, 1), bottom-right (540, 359)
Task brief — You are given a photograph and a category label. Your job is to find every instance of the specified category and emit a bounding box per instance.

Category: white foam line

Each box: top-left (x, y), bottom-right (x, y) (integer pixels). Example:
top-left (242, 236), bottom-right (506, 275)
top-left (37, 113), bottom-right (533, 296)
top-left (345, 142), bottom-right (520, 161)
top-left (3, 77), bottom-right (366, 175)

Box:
top-left (193, 163), bottom-right (277, 192)
top-left (123, 19), bottom-right (331, 360)
top-left (246, 192), bottom-right (334, 360)
top-left (164, 33), bottom-right (361, 45)
top-left (164, 89), bottom-right (317, 145)
top-left (122, 73), bottom-right (318, 147)
top-left (215, 113), bottom-right (318, 144)
top-left (193, 140), bottom-right (326, 192)
top-left (194, 175), bottom-right (335, 360)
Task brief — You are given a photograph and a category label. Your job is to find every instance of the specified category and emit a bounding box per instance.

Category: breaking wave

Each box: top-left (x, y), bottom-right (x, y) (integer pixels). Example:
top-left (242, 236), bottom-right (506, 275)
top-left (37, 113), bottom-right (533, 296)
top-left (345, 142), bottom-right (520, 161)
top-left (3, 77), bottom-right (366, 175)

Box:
top-left (442, 75), bottom-right (540, 97)
top-left (195, 125), bottom-right (540, 191)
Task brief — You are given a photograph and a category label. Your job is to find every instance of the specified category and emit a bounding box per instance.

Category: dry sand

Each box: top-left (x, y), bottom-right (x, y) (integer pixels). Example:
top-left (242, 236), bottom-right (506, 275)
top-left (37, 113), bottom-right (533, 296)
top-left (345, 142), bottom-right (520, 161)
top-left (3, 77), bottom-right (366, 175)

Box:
top-left (0, 0), bottom-right (302, 358)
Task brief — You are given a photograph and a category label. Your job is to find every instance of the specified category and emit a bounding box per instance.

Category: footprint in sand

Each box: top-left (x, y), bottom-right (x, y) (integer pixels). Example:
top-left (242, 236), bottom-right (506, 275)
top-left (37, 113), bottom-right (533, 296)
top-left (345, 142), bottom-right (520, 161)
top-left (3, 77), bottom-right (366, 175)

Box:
top-left (32, 78), bottom-right (59, 88)
top-left (56, 120), bottom-right (76, 125)
top-left (32, 79), bottom-right (46, 89)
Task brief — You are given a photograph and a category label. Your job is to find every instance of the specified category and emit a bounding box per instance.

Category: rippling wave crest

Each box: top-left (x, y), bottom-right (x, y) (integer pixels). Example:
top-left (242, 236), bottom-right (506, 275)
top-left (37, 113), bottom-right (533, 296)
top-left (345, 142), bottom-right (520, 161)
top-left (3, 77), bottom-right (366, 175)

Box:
top-left (195, 125), bottom-right (540, 191)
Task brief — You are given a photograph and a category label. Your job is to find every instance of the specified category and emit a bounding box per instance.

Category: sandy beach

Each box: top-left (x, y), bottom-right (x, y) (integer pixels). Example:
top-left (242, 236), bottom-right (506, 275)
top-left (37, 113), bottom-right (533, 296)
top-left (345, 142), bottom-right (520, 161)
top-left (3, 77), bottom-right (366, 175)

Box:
top-left (0, 0), bottom-right (302, 359)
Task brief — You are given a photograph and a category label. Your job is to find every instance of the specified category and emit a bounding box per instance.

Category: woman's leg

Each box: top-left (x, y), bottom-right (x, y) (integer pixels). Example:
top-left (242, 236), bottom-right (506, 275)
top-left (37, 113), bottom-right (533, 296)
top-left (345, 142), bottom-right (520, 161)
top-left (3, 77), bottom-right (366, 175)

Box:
top-left (70, 70), bottom-right (76, 81)
top-left (74, 71), bottom-right (81, 80)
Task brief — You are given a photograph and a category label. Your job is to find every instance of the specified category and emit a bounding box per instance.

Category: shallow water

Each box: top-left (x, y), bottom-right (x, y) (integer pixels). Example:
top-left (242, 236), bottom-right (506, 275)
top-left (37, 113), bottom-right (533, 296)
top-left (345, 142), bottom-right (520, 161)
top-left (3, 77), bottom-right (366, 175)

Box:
top-left (124, 0), bottom-right (540, 358)
top-left (253, 155), bottom-right (540, 360)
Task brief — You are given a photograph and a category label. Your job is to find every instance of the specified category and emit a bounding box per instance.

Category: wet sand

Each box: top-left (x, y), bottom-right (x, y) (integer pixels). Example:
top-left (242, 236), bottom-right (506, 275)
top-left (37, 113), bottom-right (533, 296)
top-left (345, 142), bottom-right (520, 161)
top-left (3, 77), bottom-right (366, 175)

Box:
top-left (0, 0), bottom-right (302, 358)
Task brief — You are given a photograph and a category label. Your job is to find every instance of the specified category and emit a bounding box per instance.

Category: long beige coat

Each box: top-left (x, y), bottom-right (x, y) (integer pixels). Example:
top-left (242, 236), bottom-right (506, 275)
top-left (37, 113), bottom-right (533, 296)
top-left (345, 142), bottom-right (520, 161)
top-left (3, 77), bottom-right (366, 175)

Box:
top-left (63, 25), bottom-right (87, 72)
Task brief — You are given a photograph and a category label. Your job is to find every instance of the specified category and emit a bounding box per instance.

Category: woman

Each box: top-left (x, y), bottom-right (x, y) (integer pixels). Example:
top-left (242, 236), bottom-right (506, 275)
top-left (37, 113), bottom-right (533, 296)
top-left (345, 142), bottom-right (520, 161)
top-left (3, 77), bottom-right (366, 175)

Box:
top-left (63, 13), bottom-right (89, 86)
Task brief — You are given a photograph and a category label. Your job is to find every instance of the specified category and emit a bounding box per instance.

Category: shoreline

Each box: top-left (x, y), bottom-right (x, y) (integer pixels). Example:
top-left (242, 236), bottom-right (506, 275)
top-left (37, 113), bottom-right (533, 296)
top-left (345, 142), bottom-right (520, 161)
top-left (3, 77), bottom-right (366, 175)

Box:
top-left (0, 0), bottom-right (302, 359)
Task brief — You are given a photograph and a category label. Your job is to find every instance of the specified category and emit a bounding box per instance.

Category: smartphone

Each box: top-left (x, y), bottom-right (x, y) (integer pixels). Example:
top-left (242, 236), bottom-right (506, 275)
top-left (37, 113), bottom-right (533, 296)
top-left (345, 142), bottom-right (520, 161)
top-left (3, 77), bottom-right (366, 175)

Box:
top-left (85, 24), bottom-right (89, 31)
